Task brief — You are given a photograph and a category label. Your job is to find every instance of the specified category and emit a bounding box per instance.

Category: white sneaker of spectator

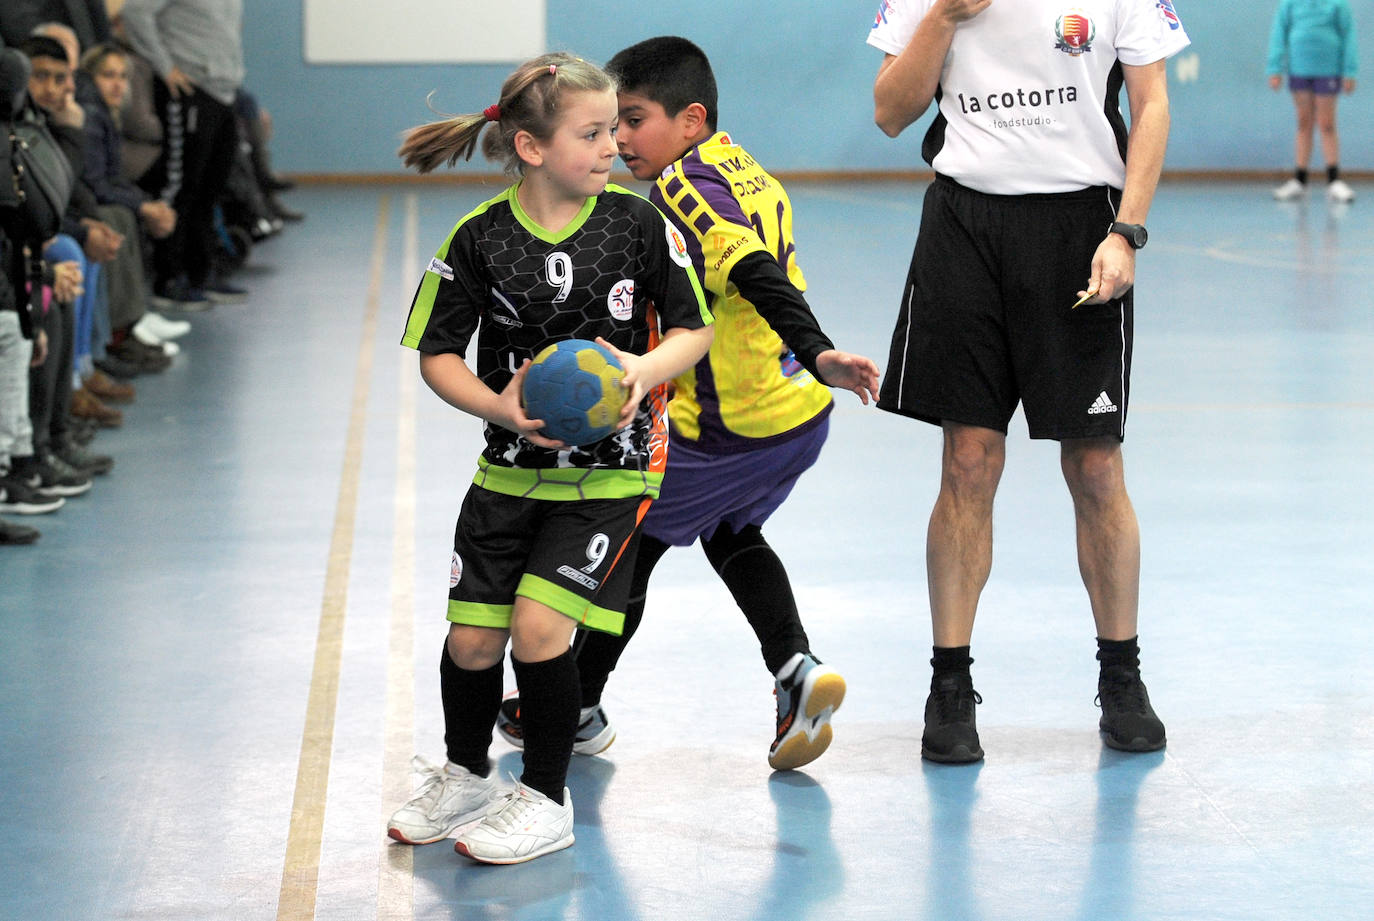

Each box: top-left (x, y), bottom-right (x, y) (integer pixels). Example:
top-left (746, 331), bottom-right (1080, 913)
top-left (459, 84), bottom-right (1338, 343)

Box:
top-left (1327, 179), bottom-right (1355, 203)
top-left (130, 320), bottom-right (181, 356)
top-left (136, 311), bottom-right (192, 340)
top-left (1272, 178), bottom-right (1306, 201)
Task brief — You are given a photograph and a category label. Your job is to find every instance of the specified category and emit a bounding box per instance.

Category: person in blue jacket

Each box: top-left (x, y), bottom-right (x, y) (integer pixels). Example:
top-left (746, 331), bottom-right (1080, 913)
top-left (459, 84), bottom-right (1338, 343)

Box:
top-left (1267, 0), bottom-right (1359, 202)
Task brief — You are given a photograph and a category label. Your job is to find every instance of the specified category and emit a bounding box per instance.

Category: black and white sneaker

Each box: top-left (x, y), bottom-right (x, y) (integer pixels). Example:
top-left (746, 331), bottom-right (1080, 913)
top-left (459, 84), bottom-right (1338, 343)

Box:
top-left (14, 452), bottom-right (94, 498)
top-left (496, 694), bottom-right (616, 755)
top-left (0, 474), bottom-right (65, 514)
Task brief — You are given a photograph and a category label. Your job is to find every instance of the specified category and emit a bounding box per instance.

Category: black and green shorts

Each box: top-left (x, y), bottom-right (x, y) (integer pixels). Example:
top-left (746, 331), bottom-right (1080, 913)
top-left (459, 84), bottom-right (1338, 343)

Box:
top-left (445, 485), bottom-right (649, 636)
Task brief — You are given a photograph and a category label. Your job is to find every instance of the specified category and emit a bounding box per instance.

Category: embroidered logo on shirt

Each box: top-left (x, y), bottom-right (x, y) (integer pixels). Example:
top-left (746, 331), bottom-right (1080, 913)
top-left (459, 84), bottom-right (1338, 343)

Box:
top-left (872, 0), bottom-right (894, 29)
top-left (1054, 11), bottom-right (1096, 55)
top-left (1156, 0), bottom-right (1182, 31)
top-left (665, 220), bottom-right (692, 268)
top-left (608, 279), bottom-right (635, 320)
top-left (426, 256), bottom-right (454, 280)
top-left (450, 552), bottom-right (463, 588)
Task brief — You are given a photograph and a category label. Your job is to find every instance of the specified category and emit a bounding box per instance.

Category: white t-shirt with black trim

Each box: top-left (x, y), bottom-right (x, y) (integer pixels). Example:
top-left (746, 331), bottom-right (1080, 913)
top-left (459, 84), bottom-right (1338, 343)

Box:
top-left (867, 0), bottom-right (1191, 195)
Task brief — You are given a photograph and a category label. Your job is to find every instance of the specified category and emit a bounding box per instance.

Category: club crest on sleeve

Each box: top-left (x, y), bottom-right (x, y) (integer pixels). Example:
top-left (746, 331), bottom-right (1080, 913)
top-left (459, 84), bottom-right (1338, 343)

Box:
top-left (1054, 11), bottom-right (1095, 55)
top-left (426, 256), bottom-right (454, 281)
top-left (450, 552), bottom-right (463, 588)
top-left (607, 279), bottom-right (635, 320)
top-left (873, 0), bottom-right (894, 29)
top-left (1156, 0), bottom-right (1181, 30)
top-left (665, 221), bottom-right (691, 268)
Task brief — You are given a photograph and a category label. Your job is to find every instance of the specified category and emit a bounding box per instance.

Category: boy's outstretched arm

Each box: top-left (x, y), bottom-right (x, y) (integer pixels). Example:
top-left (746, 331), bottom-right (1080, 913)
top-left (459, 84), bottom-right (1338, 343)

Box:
top-left (729, 252), bottom-right (879, 404)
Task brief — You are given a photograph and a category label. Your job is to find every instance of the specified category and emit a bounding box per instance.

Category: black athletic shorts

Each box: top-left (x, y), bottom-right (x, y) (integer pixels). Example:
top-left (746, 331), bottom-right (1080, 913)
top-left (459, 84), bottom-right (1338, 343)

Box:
top-left (446, 485), bottom-right (650, 635)
top-left (878, 175), bottom-right (1133, 441)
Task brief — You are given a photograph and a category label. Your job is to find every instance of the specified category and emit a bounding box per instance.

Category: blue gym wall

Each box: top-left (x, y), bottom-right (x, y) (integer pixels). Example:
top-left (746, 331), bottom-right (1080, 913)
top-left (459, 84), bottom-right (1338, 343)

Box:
top-left (243, 1), bottom-right (1371, 176)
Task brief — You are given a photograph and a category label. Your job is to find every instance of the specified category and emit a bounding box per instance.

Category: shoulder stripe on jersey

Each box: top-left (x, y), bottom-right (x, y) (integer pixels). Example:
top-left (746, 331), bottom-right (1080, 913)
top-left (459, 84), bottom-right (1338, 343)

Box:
top-left (401, 186), bottom-right (516, 350)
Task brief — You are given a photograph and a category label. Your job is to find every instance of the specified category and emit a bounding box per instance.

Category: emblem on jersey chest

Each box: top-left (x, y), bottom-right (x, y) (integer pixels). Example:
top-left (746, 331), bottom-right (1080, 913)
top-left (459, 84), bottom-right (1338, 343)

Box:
top-left (608, 279), bottom-right (635, 320)
top-left (1054, 10), bottom-right (1096, 56)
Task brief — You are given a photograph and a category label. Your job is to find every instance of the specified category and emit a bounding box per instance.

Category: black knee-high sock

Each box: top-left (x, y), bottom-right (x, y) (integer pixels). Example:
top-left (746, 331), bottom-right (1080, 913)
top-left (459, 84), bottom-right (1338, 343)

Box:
top-left (511, 649), bottom-right (580, 804)
top-left (702, 525), bottom-right (810, 675)
top-left (572, 535), bottom-right (670, 706)
top-left (440, 646), bottom-right (502, 776)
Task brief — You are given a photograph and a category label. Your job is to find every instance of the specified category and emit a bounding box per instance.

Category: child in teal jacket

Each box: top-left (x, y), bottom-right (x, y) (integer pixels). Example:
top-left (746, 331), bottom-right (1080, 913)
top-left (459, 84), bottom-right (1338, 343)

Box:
top-left (1267, 0), bottom-right (1359, 202)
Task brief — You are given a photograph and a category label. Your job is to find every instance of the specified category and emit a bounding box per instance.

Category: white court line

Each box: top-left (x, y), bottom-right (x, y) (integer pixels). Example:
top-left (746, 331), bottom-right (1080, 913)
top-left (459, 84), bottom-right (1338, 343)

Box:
top-left (276, 194), bottom-right (390, 921)
top-left (378, 193), bottom-right (420, 921)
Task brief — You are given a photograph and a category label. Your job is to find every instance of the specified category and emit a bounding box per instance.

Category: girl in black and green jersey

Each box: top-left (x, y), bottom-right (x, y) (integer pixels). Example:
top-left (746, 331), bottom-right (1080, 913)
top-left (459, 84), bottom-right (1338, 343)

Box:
top-left (386, 52), bottom-right (712, 865)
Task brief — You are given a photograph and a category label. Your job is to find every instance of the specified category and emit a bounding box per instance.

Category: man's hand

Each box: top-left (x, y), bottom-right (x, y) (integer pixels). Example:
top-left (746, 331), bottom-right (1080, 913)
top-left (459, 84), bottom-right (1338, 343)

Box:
top-left (1077, 234), bottom-right (1135, 306)
top-left (934, 0), bottom-right (994, 25)
top-left (80, 220), bottom-right (124, 262)
top-left (51, 261), bottom-right (83, 303)
top-left (165, 66), bottom-right (196, 99)
top-left (30, 329), bottom-right (49, 367)
top-left (139, 200), bottom-right (178, 239)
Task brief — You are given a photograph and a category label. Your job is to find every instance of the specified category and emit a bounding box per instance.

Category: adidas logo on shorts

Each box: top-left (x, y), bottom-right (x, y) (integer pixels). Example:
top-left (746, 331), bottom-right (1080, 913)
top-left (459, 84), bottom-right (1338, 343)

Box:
top-left (1087, 391), bottom-right (1118, 415)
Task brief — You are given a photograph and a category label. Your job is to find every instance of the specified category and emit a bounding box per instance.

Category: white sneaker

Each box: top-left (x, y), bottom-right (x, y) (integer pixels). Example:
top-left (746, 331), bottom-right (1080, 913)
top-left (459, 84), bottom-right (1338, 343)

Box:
top-left (1273, 178), bottom-right (1307, 201)
top-left (138, 311), bottom-right (192, 340)
top-left (386, 756), bottom-right (504, 845)
top-left (130, 321), bottom-right (164, 350)
top-left (1327, 179), bottom-right (1355, 203)
top-left (454, 781), bottom-right (574, 864)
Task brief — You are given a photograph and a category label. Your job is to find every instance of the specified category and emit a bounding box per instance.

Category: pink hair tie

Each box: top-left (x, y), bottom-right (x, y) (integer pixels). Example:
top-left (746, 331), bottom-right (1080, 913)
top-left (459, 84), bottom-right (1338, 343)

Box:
top-left (483, 103), bottom-right (500, 122)
top-left (548, 64), bottom-right (557, 76)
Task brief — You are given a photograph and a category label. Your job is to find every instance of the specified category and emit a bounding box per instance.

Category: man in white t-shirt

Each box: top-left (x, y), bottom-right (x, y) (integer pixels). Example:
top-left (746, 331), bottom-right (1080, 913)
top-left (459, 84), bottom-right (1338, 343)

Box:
top-left (866, 0), bottom-right (1189, 762)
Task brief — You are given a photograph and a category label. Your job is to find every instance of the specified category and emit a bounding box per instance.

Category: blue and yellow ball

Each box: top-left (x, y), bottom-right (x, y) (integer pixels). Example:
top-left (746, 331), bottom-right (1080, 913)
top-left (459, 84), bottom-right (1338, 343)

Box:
top-left (521, 339), bottom-right (628, 446)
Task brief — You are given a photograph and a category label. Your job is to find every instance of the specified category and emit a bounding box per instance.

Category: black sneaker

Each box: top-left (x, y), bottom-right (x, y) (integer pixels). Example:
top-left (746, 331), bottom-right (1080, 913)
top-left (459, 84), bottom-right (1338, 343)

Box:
top-left (922, 673), bottom-right (984, 763)
top-left (1097, 665), bottom-right (1166, 752)
top-left (0, 474), bottom-right (65, 514)
top-left (55, 436), bottom-right (114, 476)
top-left (14, 452), bottom-right (93, 498)
top-left (0, 515), bottom-right (40, 545)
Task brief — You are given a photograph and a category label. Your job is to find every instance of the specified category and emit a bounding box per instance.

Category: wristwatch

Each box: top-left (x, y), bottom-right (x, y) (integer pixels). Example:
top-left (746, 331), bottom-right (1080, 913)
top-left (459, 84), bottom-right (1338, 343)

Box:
top-left (1108, 221), bottom-right (1148, 249)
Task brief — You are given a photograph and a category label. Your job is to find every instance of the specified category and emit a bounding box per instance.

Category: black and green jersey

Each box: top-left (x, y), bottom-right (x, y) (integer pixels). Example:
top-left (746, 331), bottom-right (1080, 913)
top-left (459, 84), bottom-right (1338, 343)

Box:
top-left (401, 182), bottom-right (711, 501)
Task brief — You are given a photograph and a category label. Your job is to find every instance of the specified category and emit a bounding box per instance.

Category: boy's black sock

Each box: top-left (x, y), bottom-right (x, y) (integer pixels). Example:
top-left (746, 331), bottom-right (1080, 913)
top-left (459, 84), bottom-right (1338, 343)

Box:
top-left (440, 647), bottom-right (502, 776)
top-left (572, 535), bottom-right (668, 706)
top-left (702, 524), bottom-right (810, 675)
top-left (1327, 164), bottom-right (1341, 183)
top-left (1095, 636), bottom-right (1141, 672)
top-left (931, 645), bottom-right (973, 677)
top-left (1296, 167), bottom-right (1309, 184)
top-left (511, 649), bottom-right (580, 804)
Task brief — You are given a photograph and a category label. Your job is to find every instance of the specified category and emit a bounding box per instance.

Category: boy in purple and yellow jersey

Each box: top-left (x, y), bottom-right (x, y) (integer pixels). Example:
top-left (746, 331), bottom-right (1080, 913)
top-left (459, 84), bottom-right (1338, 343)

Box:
top-left (500, 36), bottom-right (880, 772)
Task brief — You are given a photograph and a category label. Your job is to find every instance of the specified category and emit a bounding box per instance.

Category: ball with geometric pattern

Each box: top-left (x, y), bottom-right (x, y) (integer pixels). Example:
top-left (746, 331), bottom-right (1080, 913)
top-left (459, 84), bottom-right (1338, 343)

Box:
top-left (521, 339), bottom-right (628, 446)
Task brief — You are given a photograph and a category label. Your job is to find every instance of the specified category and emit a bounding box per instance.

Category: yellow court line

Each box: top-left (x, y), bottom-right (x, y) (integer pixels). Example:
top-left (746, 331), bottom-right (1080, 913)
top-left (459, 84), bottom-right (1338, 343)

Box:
top-left (276, 194), bottom-right (391, 921)
top-left (378, 193), bottom-right (421, 921)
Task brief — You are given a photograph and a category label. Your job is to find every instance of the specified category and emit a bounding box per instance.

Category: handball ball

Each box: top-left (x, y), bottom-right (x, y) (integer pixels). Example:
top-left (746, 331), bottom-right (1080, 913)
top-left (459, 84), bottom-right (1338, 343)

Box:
top-left (521, 339), bottom-right (628, 446)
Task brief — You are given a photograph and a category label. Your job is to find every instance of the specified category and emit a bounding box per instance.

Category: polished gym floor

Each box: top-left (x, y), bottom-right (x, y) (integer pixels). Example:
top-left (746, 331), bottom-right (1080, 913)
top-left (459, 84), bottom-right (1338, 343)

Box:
top-left (2, 179), bottom-right (1371, 921)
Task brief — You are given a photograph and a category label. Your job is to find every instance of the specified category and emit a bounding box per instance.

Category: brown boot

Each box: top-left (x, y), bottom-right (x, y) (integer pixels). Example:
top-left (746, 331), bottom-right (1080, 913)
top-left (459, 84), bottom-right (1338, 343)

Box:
top-left (70, 387), bottom-right (124, 428)
top-left (82, 369), bottom-right (136, 403)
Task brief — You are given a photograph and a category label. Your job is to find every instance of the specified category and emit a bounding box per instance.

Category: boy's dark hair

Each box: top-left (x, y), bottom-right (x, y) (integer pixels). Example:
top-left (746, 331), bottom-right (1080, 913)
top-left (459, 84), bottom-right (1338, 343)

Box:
top-left (607, 37), bottom-right (717, 132)
top-left (17, 36), bottom-right (70, 66)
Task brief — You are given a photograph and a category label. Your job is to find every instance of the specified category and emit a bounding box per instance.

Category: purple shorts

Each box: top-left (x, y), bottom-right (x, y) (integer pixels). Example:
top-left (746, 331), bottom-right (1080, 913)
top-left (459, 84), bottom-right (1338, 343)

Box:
top-left (644, 417), bottom-right (829, 546)
top-left (1289, 75), bottom-right (1341, 95)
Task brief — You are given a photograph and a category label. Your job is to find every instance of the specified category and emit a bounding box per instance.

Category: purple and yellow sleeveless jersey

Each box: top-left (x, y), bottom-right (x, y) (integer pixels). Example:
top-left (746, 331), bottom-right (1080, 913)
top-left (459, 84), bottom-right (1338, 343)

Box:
top-left (650, 132), bottom-right (832, 454)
